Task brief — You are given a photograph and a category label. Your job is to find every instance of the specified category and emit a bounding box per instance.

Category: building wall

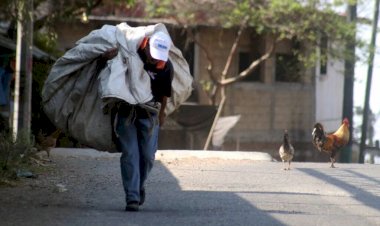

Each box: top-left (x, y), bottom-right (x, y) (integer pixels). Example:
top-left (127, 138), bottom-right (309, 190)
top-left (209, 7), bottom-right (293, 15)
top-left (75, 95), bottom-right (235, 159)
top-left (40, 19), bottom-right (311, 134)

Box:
top-left (55, 21), bottom-right (97, 51)
top-left (315, 55), bottom-right (345, 132)
top-left (223, 82), bottom-right (315, 160)
top-left (194, 27), bottom-right (316, 160)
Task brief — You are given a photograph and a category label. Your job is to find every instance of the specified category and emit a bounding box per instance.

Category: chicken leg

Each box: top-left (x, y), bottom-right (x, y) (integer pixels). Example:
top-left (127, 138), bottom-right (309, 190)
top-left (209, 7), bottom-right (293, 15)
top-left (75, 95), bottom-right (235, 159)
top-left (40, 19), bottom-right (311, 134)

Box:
top-left (330, 157), bottom-right (336, 168)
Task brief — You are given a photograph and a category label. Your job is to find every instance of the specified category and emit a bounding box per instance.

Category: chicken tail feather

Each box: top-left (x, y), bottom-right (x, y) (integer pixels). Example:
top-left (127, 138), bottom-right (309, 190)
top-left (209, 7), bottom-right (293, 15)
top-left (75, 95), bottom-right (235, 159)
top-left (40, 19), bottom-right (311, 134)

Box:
top-left (312, 123), bottom-right (325, 152)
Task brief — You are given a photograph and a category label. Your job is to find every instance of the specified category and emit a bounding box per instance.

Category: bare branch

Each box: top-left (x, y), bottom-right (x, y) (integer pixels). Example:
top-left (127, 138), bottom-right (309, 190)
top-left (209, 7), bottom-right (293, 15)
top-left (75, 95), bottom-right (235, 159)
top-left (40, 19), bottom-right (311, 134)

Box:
top-left (221, 40), bottom-right (276, 85)
top-left (221, 16), bottom-right (249, 78)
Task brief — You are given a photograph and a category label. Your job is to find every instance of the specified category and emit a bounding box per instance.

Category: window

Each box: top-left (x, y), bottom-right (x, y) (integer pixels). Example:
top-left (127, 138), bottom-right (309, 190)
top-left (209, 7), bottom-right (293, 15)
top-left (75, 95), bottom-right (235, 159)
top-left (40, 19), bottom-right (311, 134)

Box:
top-left (239, 52), bottom-right (261, 82)
top-left (320, 35), bottom-right (328, 75)
top-left (275, 53), bottom-right (301, 82)
top-left (170, 28), bottom-right (197, 101)
top-left (170, 29), bottom-right (194, 76)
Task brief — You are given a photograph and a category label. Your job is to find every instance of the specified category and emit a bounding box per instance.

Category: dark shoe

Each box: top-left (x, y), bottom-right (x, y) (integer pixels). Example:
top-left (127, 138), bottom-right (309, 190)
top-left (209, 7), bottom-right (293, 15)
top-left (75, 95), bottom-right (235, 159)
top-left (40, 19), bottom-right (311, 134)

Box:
top-left (125, 201), bottom-right (139, 212)
top-left (139, 189), bottom-right (145, 206)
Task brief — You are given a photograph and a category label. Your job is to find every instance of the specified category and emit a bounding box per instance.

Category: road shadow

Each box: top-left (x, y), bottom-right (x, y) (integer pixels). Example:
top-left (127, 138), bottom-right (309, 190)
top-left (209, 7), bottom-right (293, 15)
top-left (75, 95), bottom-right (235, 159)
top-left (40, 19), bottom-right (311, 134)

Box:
top-left (297, 168), bottom-right (380, 211)
top-left (119, 161), bottom-right (285, 226)
top-left (344, 169), bottom-right (380, 185)
top-left (0, 152), bottom-right (285, 226)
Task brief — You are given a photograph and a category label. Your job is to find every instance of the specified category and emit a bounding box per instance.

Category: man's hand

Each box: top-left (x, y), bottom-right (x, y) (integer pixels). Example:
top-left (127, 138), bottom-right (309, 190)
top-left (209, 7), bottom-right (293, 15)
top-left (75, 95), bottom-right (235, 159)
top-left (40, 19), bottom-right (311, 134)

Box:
top-left (159, 96), bottom-right (168, 127)
top-left (102, 47), bottom-right (118, 60)
top-left (159, 111), bottom-right (166, 127)
top-left (97, 47), bottom-right (119, 72)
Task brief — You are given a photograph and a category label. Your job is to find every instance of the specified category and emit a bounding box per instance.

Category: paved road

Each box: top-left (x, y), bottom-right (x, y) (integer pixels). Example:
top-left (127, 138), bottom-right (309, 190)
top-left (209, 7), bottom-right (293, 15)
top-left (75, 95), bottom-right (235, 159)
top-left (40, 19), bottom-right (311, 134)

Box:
top-left (0, 148), bottom-right (380, 226)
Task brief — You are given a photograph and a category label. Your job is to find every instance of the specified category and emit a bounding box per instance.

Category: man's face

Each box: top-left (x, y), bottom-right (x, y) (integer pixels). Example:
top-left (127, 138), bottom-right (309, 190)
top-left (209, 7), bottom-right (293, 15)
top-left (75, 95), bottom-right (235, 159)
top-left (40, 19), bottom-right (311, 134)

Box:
top-left (144, 42), bottom-right (160, 66)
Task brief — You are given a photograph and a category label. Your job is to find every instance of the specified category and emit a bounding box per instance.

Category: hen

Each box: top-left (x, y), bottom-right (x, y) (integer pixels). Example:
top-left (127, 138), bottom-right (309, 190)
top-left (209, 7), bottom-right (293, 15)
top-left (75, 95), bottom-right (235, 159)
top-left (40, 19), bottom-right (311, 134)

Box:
top-left (279, 130), bottom-right (295, 170)
top-left (36, 129), bottom-right (61, 158)
top-left (312, 118), bottom-right (350, 168)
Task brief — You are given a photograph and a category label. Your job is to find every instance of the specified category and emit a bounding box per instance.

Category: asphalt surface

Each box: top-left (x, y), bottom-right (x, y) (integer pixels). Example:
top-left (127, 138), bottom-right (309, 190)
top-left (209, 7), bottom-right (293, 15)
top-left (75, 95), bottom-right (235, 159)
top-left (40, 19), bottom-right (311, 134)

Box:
top-left (0, 148), bottom-right (380, 226)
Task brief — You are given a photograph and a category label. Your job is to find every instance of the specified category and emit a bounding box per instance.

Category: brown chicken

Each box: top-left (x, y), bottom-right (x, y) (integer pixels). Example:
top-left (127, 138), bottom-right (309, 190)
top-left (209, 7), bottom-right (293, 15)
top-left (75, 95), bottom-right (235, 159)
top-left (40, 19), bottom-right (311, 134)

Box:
top-left (312, 118), bottom-right (350, 168)
top-left (36, 129), bottom-right (61, 158)
top-left (279, 130), bottom-right (295, 170)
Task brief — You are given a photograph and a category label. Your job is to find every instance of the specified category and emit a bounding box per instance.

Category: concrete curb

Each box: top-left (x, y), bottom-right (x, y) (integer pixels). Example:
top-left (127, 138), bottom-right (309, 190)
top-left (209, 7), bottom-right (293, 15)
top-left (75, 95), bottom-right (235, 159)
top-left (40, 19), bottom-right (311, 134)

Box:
top-left (51, 148), bottom-right (117, 158)
top-left (51, 148), bottom-right (273, 161)
top-left (156, 150), bottom-right (273, 161)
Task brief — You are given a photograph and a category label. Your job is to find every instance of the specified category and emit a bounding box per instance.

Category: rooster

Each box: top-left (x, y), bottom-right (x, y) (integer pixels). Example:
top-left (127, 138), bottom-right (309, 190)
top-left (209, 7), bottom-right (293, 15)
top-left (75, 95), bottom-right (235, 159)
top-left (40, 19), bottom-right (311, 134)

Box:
top-left (279, 130), bottom-right (295, 170)
top-left (312, 118), bottom-right (350, 168)
top-left (36, 129), bottom-right (61, 158)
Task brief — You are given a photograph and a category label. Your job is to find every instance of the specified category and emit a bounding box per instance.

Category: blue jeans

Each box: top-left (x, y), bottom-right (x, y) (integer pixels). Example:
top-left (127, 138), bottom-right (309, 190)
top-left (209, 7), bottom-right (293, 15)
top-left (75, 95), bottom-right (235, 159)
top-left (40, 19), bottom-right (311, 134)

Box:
top-left (115, 107), bottom-right (159, 203)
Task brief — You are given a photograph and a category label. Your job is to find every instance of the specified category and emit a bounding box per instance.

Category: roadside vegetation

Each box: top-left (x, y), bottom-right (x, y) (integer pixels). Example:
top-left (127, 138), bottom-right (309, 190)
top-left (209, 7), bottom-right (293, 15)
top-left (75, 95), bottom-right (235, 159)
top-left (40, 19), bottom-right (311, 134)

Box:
top-left (0, 130), bottom-right (40, 186)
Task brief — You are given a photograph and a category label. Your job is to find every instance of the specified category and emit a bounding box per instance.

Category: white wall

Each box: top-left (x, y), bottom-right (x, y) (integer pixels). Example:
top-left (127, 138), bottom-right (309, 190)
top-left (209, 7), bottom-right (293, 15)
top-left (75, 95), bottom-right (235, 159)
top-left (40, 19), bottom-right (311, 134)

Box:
top-left (315, 56), bottom-right (345, 132)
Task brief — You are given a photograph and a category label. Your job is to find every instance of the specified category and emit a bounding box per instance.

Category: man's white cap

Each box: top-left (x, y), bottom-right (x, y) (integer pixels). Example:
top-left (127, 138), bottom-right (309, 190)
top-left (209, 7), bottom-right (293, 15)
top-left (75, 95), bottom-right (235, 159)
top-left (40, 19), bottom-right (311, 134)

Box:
top-left (149, 31), bottom-right (172, 62)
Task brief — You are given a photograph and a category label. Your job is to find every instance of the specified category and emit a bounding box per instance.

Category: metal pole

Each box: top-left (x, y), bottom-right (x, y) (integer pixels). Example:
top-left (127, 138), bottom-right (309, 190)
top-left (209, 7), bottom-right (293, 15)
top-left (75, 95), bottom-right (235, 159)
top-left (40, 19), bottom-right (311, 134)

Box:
top-left (359, 0), bottom-right (380, 163)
